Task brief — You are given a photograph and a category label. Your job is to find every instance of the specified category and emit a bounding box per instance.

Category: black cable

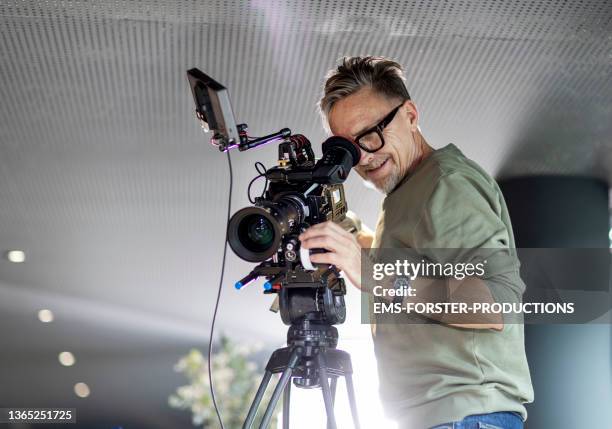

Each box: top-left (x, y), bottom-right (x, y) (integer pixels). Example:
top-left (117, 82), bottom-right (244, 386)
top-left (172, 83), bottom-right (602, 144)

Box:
top-left (247, 161), bottom-right (268, 203)
top-left (208, 149), bottom-right (232, 429)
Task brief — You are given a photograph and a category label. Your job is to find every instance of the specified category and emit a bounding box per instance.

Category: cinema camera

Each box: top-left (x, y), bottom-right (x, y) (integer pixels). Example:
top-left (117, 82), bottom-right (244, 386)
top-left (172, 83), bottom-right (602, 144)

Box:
top-left (187, 69), bottom-right (362, 428)
top-left (186, 68), bottom-right (362, 326)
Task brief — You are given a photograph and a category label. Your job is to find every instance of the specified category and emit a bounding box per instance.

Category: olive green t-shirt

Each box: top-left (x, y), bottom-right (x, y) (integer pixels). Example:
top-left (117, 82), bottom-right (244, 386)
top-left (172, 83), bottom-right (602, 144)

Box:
top-left (369, 144), bottom-right (534, 428)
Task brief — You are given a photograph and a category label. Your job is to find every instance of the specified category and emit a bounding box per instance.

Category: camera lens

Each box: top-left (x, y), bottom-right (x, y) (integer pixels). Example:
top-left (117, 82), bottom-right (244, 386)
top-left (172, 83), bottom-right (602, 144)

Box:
top-left (240, 215), bottom-right (275, 252)
top-left (228, 195), bottom-right (305, 262)
top-left (228, 207), bottom-right (283, 262)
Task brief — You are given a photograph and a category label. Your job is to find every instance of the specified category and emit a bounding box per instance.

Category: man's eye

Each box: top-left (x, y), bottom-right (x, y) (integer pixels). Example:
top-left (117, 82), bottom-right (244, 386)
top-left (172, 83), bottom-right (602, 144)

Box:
top-left (359, 131), bottom-right (382, 150)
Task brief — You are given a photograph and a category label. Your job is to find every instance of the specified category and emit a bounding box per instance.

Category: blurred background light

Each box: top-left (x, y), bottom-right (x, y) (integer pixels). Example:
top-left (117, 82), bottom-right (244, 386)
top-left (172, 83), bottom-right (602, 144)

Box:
top-left (37, 309), bottom-right (54, 323)
top-left (74, 382), bottom-right (90, 398)
top-left (58, 351), bottom-right (76, 367)
top-left (6, 250), bottom-right (26, 263)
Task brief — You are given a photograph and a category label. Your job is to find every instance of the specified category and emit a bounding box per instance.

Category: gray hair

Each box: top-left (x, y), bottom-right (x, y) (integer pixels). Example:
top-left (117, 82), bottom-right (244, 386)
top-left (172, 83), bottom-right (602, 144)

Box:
top-left (318, 56), bottom-right (411, 130)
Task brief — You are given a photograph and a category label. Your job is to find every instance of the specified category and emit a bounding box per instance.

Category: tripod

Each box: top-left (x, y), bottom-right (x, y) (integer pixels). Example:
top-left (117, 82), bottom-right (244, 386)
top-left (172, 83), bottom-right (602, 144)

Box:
top-left (242, 319), bottom-right (361, 429)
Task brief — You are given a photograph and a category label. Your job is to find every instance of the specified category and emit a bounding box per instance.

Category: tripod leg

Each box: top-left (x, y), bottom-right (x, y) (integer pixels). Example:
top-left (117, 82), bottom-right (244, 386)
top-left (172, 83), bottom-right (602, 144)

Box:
top-left (330, 377), bottom-right (337, 406)
top-left (259, 347), bottom-right (301, 429)
top-left (345, 373), bottom-right (361, 429)
top-left (326, 377), bottom-right (337, 429)
top-left (282, 379), bottom-right (291, 429)
top-left (317, 353), bottom-right (337, 429)
top-left (244, 371), bottom-right (273, 429)
top-left (243, 370), bottom-right (273, 429)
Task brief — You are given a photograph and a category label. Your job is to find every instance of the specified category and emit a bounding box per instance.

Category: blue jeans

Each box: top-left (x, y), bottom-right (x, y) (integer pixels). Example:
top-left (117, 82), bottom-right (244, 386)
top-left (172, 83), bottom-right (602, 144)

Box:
top-left (429, 412), bottom-right (524, 429)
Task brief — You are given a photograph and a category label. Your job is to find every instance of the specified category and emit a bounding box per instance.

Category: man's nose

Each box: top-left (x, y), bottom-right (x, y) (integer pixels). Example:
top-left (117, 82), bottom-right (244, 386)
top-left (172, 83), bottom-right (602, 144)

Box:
top-left (358, 149), bottom-right (373, 166)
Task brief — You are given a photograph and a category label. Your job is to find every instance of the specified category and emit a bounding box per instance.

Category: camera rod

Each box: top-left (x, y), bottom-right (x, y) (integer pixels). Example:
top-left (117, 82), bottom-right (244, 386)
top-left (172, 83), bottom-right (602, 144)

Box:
top-left (241, 127), bottom-right (292, 151)
top-left (222, 125), bottom-right (291, 152)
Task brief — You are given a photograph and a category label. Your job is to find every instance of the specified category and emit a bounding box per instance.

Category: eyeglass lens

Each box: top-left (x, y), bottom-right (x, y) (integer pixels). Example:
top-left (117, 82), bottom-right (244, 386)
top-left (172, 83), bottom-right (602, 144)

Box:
top-left (358, 130), bottom-right (383, 152)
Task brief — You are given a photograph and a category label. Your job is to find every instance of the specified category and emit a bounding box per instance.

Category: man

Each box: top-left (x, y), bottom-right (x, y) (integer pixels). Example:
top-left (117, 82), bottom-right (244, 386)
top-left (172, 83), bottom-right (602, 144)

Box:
top-left (299, 56), bottom-right (533, 429)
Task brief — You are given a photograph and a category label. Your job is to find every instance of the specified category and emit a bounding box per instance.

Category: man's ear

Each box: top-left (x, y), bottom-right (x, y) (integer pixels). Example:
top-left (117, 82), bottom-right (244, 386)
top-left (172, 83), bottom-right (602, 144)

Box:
top-left (404, 100), bottom-right (419, 132)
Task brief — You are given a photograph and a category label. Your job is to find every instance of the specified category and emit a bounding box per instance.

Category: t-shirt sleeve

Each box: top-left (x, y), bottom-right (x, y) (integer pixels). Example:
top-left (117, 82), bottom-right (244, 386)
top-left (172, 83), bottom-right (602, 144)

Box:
top-left (411, 171), bottom-right (523, 300)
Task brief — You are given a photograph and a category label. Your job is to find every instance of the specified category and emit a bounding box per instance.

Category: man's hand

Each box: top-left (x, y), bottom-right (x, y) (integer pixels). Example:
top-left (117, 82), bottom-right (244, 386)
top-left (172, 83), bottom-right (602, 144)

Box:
top-left (356, 228), bottom-right (374, 248)
top-left (298, 221), bottom-right (364, 290)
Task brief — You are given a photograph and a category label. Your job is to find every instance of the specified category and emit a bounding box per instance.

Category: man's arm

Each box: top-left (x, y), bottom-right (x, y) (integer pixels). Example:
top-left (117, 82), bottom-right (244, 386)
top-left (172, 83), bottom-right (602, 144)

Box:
top-left (299, 221), bottom-right (503, 330)
top-left (404, 276), bottom-right (503, 330)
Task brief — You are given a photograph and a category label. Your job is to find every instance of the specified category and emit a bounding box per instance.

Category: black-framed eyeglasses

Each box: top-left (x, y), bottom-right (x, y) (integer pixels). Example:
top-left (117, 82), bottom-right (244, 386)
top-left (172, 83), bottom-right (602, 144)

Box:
top-left (354, 103), bottom-right (404, 153)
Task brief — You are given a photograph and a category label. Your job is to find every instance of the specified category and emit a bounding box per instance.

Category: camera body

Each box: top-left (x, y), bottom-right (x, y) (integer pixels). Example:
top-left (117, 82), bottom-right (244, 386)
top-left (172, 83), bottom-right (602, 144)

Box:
top-left (228, 135), bottom-right (351, 264)
top-left (228, 135), bottom-right (360, 326)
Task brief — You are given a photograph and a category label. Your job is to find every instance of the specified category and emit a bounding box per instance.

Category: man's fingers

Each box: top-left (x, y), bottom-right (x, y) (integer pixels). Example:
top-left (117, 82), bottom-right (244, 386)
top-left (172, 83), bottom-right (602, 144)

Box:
top-left (300, 236), bottom-right (338, 251)
top-left (309, 252), bottom-right (338, 267)
top-left (299, 221), bottom-right (351, 242)
top-left (299, 220), bottom-right (343, 236)
top-left (356, 231), bottom-right (374, 248)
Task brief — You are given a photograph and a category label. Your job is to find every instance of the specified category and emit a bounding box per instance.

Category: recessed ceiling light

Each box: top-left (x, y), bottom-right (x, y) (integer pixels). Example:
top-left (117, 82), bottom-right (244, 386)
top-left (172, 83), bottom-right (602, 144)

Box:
top-left (38, 309), bottom-right (54, 323)
top-left (6, 250), bottom-right (26, 263)
top-left (58, 351), bottom-right (76, 367)
top-left (74, 382), bottom-right (90, 398)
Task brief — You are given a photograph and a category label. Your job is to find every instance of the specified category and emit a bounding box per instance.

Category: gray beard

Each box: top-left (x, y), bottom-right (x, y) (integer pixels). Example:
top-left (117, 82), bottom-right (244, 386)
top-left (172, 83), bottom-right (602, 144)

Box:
top-left (366, 167), bottom-right (401, 195)
top-left (380, 168), bottom-right (401, 194)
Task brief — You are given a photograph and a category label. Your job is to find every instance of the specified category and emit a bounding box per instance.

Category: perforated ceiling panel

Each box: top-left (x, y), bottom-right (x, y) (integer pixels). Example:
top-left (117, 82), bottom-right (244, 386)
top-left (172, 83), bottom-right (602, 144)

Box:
top-left (0, 0), bottom-right (611, 425)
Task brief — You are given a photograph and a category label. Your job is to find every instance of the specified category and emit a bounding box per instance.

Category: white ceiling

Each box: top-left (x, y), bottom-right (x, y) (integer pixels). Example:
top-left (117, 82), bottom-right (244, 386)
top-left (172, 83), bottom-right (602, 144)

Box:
top-left (0, 0), bottom-right (611, 427)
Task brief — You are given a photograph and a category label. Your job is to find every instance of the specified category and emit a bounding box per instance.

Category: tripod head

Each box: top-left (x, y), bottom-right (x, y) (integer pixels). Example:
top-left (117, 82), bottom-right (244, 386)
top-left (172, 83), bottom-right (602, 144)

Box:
top-left (285, 319), bottom-right (339, 388)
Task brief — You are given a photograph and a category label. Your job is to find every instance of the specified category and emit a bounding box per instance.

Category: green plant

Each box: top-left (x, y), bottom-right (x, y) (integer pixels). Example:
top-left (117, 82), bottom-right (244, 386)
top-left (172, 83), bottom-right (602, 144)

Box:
top-left (169, 335), bottom-right (279, 428)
